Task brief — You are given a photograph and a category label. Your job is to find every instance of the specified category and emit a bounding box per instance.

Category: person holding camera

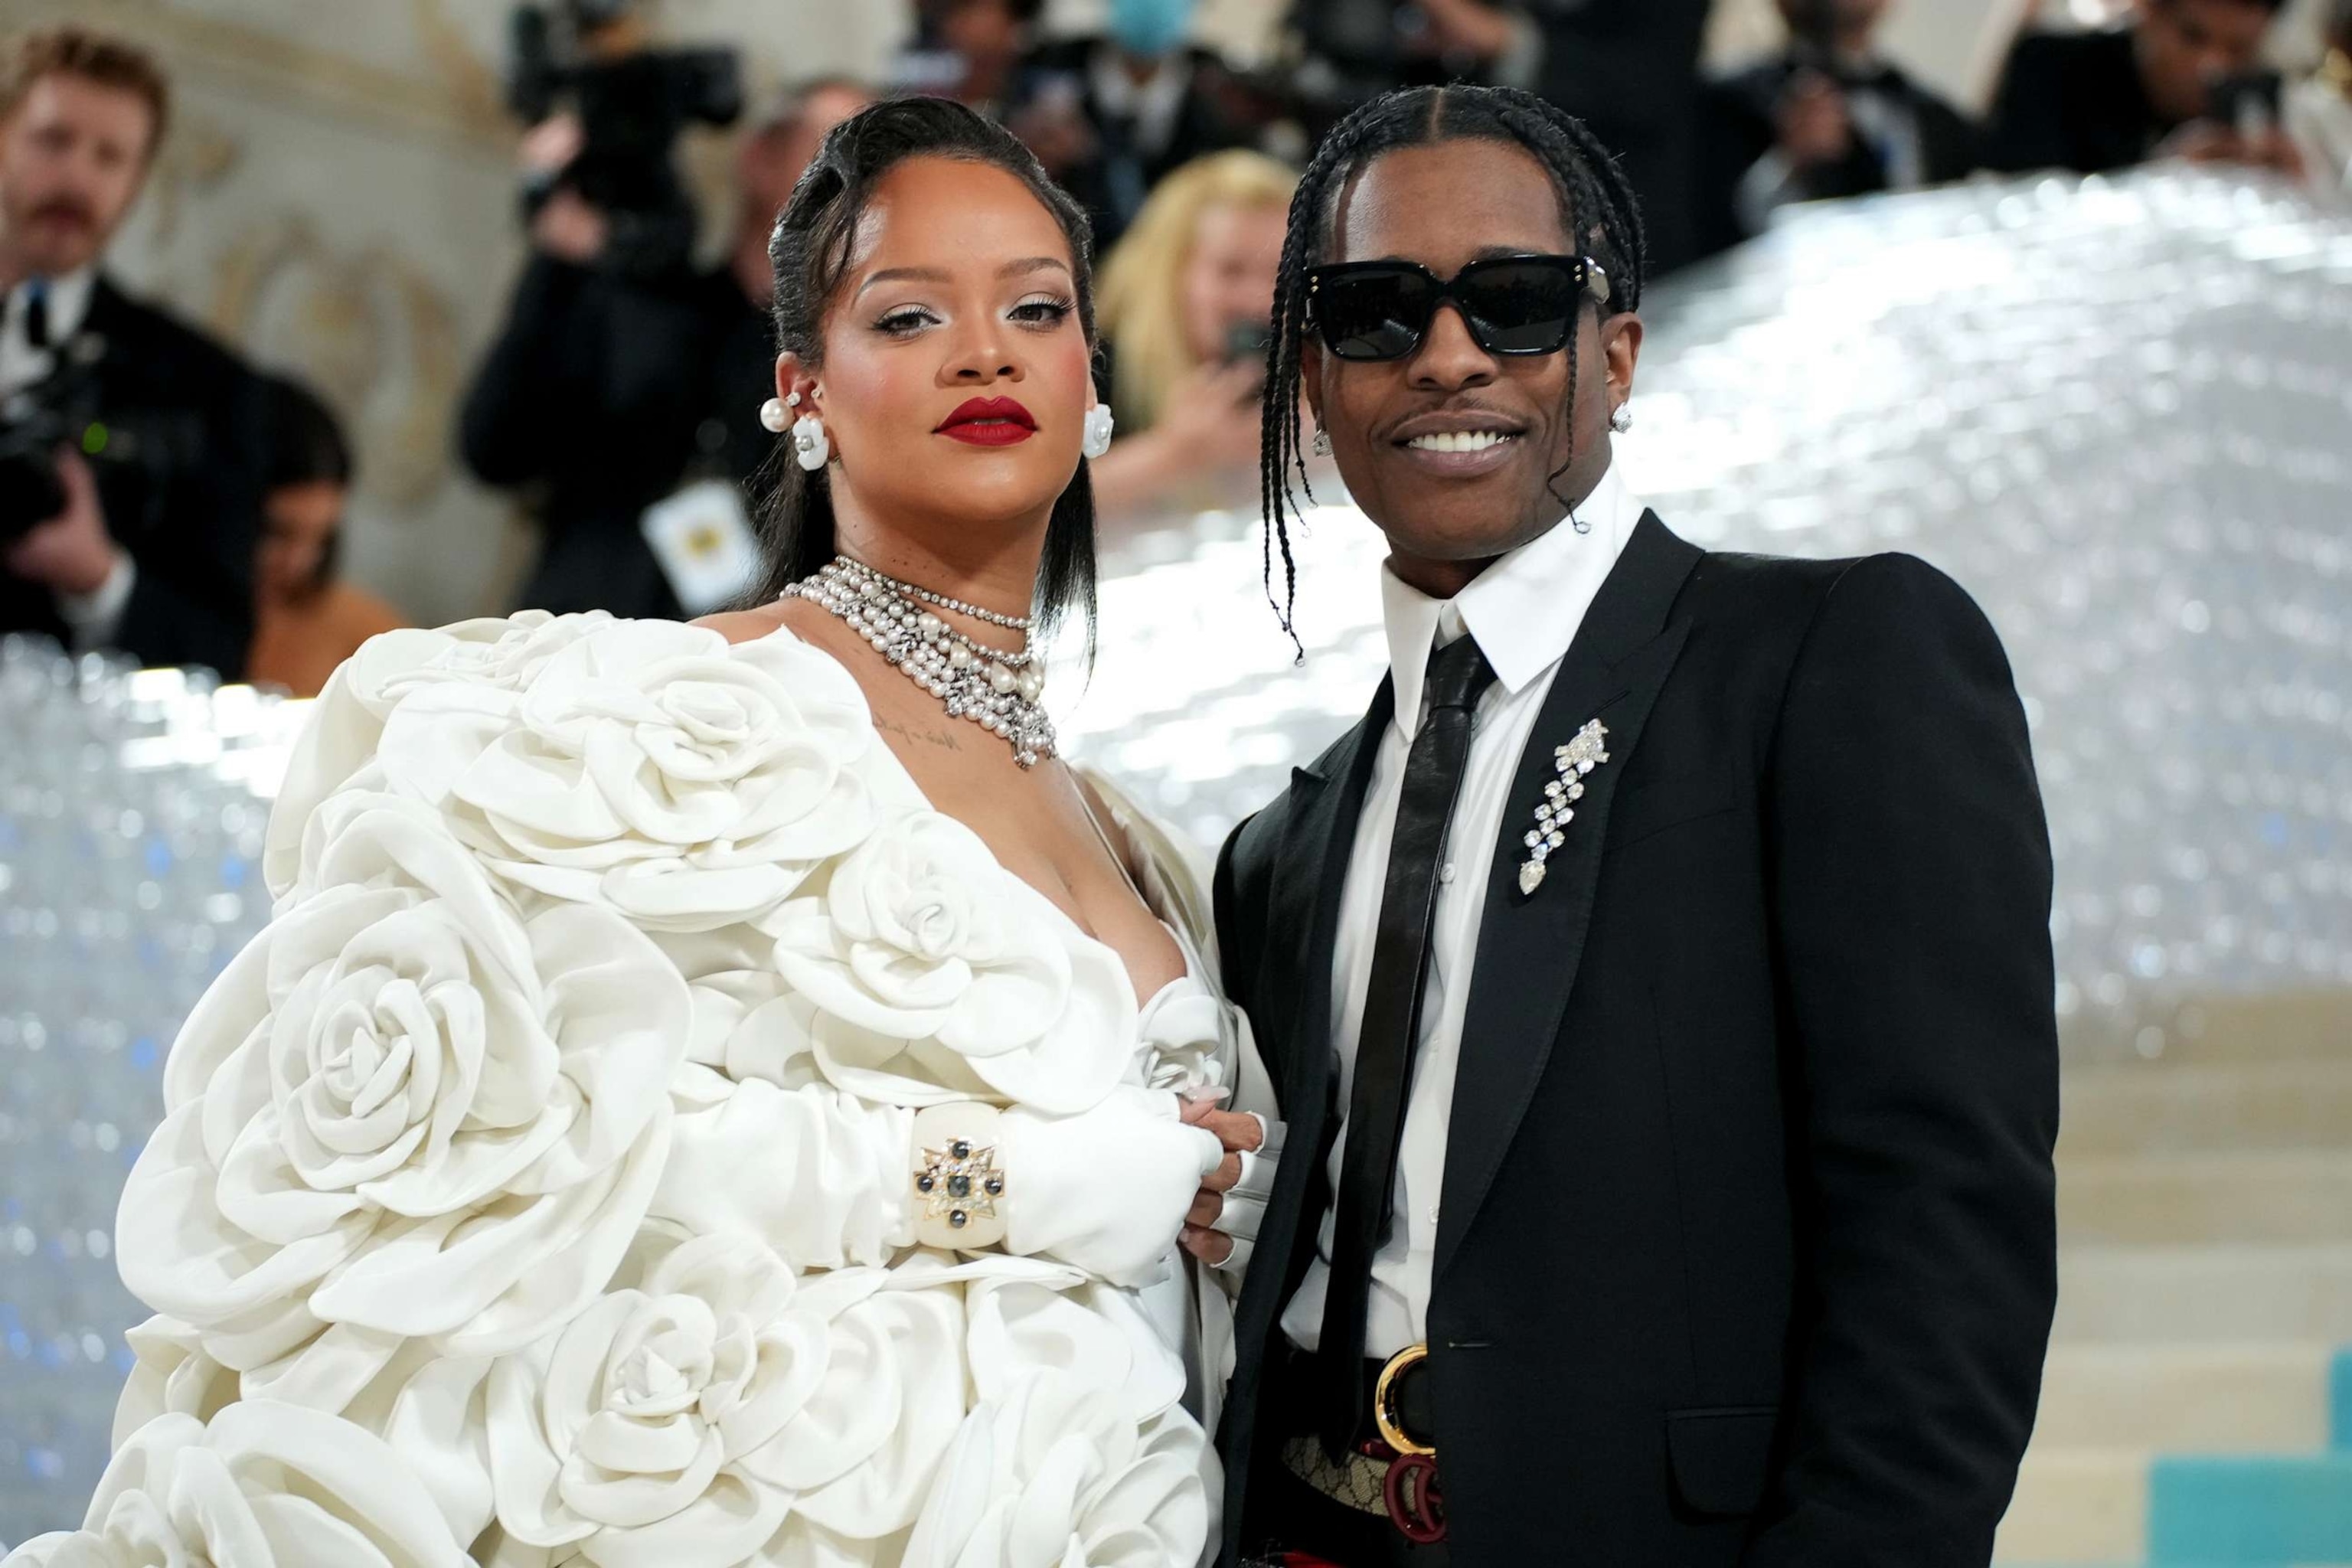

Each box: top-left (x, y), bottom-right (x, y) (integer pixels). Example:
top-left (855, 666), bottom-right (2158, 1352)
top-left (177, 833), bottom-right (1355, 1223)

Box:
top-left (0, 24), bottom-right (267, 677)
top-left (1984, 0), bottom-right (2303, 179)
top-left (1089, 149), bottom-right (1295, 524)
top-left (1696, 0), bottom-right (1978, 260)
top-left (459, 77), bottom-right (871, 620)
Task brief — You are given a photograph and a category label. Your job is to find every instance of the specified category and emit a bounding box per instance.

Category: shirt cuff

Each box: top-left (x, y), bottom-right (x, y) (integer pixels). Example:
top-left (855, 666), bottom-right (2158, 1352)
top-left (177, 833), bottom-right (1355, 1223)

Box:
top-left (1736, 149), bottom-right (1805, 237)
top-left (56, 547), bottom-right (136, 653)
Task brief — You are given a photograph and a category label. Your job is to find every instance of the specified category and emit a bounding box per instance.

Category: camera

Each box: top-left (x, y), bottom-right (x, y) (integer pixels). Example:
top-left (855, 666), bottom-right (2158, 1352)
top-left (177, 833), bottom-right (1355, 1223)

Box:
top-left (0, 329), bottom-right (201, 546)
top-left (505, 0), bottom-right (743, 278)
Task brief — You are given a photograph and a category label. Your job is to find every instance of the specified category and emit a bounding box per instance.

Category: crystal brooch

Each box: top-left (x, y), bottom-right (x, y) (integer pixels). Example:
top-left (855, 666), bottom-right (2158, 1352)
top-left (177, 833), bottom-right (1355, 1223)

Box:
top-left (1517, 720), bottom-right (1609, 896)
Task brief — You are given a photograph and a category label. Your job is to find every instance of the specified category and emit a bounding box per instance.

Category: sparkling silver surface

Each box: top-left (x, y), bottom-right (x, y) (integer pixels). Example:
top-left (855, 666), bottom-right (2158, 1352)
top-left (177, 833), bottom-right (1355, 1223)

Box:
top-left (1054, 169), bottom-right (2352, 1058)
top-left (0, 640), bottom-right (306, 1545)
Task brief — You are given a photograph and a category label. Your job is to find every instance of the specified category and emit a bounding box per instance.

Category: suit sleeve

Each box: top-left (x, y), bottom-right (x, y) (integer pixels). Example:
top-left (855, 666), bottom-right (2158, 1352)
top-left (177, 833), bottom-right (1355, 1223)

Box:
top-left (1744, 554), bottom-right (2060, 1568)
top-left (458, 254), bottom-right (594, 488)
top-left (1981, 34), bottom-right (2074, 174)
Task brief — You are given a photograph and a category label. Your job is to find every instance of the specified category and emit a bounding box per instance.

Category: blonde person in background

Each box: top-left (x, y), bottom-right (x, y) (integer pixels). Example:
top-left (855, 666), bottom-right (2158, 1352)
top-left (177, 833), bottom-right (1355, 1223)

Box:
top-left (244, 374), bottom-right (403, 698)
top-left (1088, 149), bottom-right (1295, 523)
top-left (2288, 0), bottom-right (2352, 203)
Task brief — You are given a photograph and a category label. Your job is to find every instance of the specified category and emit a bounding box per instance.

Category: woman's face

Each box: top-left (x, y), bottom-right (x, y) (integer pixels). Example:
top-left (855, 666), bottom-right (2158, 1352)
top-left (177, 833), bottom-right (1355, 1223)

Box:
top-left (793, 155), bottom-right (1092, 541)
top-left (1181, 199), bottom-right (1286, 367)
top-left (257, 479), bottom-right (344, 600)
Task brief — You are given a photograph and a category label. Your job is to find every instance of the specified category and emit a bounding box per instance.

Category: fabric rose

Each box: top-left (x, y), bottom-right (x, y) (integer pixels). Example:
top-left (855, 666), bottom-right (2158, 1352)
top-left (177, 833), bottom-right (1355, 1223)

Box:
top-left (373, 619), bottom-right (877, 933)
top-left (766, 812), bottom-right (1134, 1114)
top-left (476, 1234), bottom-right (967, 1565)
top-left (903, 1368), bottom-right (1210, 1568)
top-left (266, 611), bottom-right (615, 897)
top-left (1, 1403), bottom-right (473, 1567)
top-left (117, 789), bottom-right (688, 1413)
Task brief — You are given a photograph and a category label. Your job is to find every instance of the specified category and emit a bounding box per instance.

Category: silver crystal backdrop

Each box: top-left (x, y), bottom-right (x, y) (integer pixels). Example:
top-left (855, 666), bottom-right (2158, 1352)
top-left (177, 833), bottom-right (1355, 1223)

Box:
top-left (4, 169), bottom-right (2351, 1546)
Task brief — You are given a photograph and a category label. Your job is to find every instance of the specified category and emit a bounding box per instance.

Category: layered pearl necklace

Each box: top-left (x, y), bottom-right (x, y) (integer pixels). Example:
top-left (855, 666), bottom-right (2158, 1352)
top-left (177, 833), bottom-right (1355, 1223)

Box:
top-left (788, 555), bottom-right (1057, 768)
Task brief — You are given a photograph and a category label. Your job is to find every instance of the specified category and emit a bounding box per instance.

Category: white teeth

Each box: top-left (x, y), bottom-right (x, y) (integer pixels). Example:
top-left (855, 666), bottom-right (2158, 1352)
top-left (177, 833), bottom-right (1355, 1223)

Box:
top-left (1406, 430), bottom-right (1512, 452)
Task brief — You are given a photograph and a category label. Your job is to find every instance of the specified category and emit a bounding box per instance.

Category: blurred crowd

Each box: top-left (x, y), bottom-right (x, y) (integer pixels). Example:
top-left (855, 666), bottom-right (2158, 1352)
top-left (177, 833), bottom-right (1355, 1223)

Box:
top-left (4, 0), bottom-right (2350, 693)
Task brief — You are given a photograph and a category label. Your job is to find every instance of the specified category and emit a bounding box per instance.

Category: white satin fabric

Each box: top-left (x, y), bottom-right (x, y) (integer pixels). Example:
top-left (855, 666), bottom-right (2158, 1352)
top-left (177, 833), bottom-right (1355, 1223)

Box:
top-left (12, 613), bottom-right (1263, 1568)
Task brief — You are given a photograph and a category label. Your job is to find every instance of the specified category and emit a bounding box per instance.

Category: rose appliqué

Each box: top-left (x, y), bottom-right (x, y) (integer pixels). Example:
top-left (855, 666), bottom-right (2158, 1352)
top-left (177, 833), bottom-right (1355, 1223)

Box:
top-left (765, 812), bottom-right (1134, 1115)
top-left (116, 789), bottom-right (690, 1411)
top-left (377, 619), bottom-right (877, 933)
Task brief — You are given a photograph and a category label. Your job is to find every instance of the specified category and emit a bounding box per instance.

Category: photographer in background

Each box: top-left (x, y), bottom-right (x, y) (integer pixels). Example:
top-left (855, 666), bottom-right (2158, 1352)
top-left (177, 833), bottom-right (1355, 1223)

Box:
top-left (1697, 0), bottom-right (1978, 260)
top-left (1089, 149), bottom-right (1294, 523)
top-left (1984, 0), bottom-right (2302, 178)
top-left (462, 57), bottom-right (869, 619)
top-left (0, 24), bottom-right (266, 676)
top-left (1287, 0), bottom-right (1712, 271)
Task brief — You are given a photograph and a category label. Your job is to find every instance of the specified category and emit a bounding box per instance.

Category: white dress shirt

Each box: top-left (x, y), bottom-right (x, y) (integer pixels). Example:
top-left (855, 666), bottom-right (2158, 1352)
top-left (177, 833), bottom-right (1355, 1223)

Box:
top-left (1281, 461), bottom-right (1646, 1358)
top-left (2, 267), bottom-right (136, 648)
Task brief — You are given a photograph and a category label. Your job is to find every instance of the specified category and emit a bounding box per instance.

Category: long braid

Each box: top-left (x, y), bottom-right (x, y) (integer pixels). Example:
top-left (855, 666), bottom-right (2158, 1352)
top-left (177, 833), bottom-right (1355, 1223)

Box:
top-left (1256, 83), bottom-right (1651, 640)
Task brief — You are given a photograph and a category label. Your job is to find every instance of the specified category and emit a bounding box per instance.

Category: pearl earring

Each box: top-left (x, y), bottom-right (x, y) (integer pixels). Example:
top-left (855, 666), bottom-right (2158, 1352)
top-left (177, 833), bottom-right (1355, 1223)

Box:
top-left (1609, 403), bottom-right (1633, 433)
top-left (1081, 404), bottom-right (1116, 459)
top-left (760, 397), bottom-right (791, 433)
top-left (792, 413), bottom-right (830, 472)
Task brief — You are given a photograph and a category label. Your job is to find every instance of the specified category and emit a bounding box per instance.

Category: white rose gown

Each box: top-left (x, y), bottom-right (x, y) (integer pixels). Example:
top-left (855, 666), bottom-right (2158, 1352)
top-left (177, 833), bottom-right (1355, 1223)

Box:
top-left (10, 613), bottom-right (1269, 1568)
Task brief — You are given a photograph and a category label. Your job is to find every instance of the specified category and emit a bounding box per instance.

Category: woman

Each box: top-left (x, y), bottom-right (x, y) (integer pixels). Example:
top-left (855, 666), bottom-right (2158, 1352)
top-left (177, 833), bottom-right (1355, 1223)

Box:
top-left (1087, 149), bottom-right (1295, 522)
top-left (244, 374), bottom-right (406, 697)
top-left (12, 100), bottom-right (1272, 1568)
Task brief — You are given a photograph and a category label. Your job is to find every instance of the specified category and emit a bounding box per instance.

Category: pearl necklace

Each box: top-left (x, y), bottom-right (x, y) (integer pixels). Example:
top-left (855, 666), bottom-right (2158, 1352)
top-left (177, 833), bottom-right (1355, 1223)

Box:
top-left (788, 556), bottom-right (1057, 768)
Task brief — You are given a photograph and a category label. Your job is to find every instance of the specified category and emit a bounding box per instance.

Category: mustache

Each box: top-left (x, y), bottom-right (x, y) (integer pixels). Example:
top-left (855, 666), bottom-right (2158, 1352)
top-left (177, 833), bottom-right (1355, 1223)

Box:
top-left (31, 198), bottom-right (96, 227)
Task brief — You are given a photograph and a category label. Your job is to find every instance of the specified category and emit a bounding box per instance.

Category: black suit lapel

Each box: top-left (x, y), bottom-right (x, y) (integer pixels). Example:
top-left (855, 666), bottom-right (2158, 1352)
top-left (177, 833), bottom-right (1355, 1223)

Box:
top-left (1434, 514), bottom-right (1703, 1282)
top-left (1226, 681), bottom-right (1391, 1398)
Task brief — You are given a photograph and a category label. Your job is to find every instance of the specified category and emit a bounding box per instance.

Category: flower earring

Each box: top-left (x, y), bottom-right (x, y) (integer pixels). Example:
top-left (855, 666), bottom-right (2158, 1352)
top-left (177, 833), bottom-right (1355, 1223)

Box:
top-left (1082, 404), bottom-right (1116, 459)
top-left (792, 409), bottom-right (830, 471)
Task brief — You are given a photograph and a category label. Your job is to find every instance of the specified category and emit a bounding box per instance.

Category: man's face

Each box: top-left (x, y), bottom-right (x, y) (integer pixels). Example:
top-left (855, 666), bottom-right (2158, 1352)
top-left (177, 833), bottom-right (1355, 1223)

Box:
top-left (2138, 0), bottom-right (2275, 122)
top-left (0, 74), bottom-right (154, 279)
top-left (1304, 138), bottom-right (1640, 576)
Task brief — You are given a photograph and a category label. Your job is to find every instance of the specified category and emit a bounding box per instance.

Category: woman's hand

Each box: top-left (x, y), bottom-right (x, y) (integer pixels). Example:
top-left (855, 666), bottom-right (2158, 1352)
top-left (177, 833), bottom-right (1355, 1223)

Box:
top-left (998, 1087), bottom-right (1224, 1285)
top-left (1178, 1094), bottom-right (1271, 1269)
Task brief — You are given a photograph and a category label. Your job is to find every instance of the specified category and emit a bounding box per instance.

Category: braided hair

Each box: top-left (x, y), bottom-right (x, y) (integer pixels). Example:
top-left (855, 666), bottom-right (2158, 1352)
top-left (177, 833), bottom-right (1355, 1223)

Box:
top-left (1259, 85), bottom-right (1648, 647)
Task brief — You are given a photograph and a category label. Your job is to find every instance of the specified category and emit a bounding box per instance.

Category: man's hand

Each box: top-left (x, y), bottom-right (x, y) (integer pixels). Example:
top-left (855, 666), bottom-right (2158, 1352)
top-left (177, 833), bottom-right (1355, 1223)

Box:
top-left (518, 114), bottom-right (608, 263)
top-left (2157, 120), bottom-right (2308, 178)
top-left (1776, 71), bottom-right (1855, 168)
top-left (1178, 1096), bottom-right (1268, 1267)
top-left (5, 449), bottom-right (116, 596)
top-left (1415, 0), bottom-right (1521, 64)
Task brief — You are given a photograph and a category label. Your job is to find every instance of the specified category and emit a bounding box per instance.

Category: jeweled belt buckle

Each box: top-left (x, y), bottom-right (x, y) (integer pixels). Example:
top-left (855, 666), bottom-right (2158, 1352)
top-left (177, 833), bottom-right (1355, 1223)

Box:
top-left (1373, 1344), bottom-right (1446, 1544)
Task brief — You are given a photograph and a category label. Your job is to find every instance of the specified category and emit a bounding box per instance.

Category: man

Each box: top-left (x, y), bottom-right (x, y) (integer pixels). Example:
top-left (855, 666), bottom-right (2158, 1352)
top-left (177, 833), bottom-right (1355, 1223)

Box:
top-left (0, 24), bottom-right (266, 676)
top-left (1697, 0), bottom-right (1978, 259)
top-left (1013, 0), bottom-right (1266, 251)
top-left (459, 78), bottom-right (870, 619)
top-left (1984, 0), bottom-right (2299, 177)
top-left (1288, 0), bottom-right (1712, 273)
top-left (1202, 83), bottom-right (2060, 1565)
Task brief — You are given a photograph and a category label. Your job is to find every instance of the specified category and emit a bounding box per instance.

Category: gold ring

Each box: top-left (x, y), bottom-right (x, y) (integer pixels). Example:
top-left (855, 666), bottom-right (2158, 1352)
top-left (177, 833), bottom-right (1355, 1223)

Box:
top-left (1373, 1344), bottom-right (1435, 1459)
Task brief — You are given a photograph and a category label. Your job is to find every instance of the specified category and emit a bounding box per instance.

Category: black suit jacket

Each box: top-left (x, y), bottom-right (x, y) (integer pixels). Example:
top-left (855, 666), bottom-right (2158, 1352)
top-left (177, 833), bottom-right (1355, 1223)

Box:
top-left (459, 257), bottom-right (773, 620)
top-left (1214, 515), bottom-right (2060, 1565)
top-left (1, 277), bottom-right (265, 678)
top-left (1983, 27), bottom-right (2169, 175)
top-left (1696, 54), bottom-right (1980, 259)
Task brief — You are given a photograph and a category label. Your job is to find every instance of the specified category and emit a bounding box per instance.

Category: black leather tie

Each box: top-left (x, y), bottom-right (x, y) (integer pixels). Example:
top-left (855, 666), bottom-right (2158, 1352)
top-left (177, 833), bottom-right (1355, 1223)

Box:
top-left (1319, 632), bottom-right (1498, 1458)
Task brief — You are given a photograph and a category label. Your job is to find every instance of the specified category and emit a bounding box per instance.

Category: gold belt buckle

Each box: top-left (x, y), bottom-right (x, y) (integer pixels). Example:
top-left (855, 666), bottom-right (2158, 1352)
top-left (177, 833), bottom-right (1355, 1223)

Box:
top-left (1373, 1343), bottom-right (1435, 1459)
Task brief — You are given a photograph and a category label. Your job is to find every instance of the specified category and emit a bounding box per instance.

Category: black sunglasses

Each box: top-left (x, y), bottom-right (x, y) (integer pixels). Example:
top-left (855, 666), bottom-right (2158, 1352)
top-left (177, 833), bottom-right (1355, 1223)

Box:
top-left (1303, 254), bottom-right (1613, 362)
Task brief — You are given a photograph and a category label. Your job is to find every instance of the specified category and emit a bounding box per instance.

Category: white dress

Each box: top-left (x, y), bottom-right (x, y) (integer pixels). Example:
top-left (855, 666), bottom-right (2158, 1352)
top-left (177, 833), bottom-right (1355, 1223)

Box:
top-left (8, 613), bottom-right (1269, 1568)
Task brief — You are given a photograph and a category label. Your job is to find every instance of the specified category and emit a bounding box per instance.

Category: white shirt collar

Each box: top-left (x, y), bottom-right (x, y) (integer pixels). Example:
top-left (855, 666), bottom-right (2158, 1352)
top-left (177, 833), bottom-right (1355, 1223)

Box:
top-left (2, 266), bottom-right (100, 398)
top-left (1379, 459), bottom-right (1647, 740)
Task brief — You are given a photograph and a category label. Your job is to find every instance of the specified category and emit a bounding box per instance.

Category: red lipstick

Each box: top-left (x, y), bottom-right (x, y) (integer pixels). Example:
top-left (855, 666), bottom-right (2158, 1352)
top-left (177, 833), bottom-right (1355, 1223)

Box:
top-left (936, 396), bottom-right (1037, 446)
